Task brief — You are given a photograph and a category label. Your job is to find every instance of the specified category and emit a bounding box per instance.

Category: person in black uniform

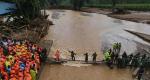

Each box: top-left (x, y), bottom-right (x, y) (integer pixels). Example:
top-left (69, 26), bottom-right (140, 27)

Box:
top-left (84, 53), bottom-right (88, 62)
top-left (92, 52), bottom-right (97, 62)
top-left (69, 51), bottom-right (76, 61)
top-left (122, 51), bottom-right (128, 68)
top-left (137, 66), bottom-right (145, 80)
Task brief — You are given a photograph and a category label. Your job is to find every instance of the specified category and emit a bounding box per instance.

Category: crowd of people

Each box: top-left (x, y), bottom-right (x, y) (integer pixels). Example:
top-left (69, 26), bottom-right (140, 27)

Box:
top-left (104, 42), bottom-right (150, 80)
top-left (0, 37), bottom-right (47, 80)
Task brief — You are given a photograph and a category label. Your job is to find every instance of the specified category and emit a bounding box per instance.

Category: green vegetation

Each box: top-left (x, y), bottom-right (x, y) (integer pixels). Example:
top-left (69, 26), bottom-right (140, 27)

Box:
top-left (0, 0), bottom-right (51, 38)
top-left (1, 0), bottom-right (150, 11)
top-left (47, 0), bottom-right (150, 11)
top-left (85, 4), bottom-right (150, 11)
top-left (14, 0), bottom-right (48, 19)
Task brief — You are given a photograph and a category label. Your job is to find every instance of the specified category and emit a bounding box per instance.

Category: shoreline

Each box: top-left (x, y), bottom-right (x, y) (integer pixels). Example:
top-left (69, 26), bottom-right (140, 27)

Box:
top-left (48, 7), bottom-right (150, 24)
top-left (80, 8), bottom-right (150, 24)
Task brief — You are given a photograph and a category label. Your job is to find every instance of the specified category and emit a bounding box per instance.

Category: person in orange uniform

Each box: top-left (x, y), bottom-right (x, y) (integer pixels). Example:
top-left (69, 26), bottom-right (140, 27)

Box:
top-left (54, 50), bottom-right (60, 61)
top-left (24, 72), bottom-right (32, 80)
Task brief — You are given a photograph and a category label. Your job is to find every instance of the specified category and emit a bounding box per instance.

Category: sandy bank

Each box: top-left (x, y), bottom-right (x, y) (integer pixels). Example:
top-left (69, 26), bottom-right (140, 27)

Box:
top-left (81, 8), bottom-right (150, 24)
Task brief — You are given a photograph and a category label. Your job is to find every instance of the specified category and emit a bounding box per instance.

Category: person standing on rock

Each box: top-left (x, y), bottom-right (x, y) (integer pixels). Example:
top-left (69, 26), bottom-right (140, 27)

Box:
top-left (92, 52), bottom-right (97, 62)
top-left (84, 53), bottom-right (89, 62)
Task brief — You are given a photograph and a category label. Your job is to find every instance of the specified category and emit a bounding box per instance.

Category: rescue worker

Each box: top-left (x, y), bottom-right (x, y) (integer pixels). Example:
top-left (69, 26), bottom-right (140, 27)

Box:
top-left (84, 53), bottom-right (88, 62)
top-left (5, 58), bottom-right (10, 69)
top-left (122, 51), bottom-right (128, 68)
top-left (69, 51), bottom-right (76, 61)
top-left (92, 52), bottom-right (97, 62)
top-left (6, 65), bottom-right (11, 74)
top-left (108, 49), bottom-right (112, 55)
top-left (117, 56), bottom-right (122, 68)
top-left (141, 54), bottom-right (146, 61)
top-left (128, 54), bottom-right (133, 67)
top-left (118, 43), bottom-right (121, 53)
top-left (113, 43), bottom-right (117, 53)
top-left (114, 52), bottom-right (119, 64)
top-left (145, 57), bottom-right (150, 69)
top-left (30, 67), bottom-right (37, 80)
top-left (110, 51), bottom-right (115, 64)
top-left (131, 55), bottom-right (139, 69)
top-left (0, 72), bottom-right (2, 80)
top-left (137, 66), bottom-right (144, 80)
top-left (104, 50), bottom-right (113, 69)
top-left (104, 50), bottom-right (111, 62)
top-left (54, 50), bottom-right (60, 61)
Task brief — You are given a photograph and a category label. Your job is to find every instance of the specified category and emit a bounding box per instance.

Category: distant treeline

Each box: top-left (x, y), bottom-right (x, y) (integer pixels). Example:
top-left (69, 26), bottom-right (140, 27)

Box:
top-left (1, 0), bottom-right (150, 11)
top-left (2, 0), bottom-right (150, 4)
top-left (84, 0), bottom-right (150, 4)
top-left (47, 0), bottom-right (150, 5)
top-left (47, 0), bottom-right (150, 11)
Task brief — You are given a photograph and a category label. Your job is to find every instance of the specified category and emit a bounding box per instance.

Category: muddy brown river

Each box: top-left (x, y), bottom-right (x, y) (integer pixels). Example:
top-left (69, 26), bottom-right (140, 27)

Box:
top-left (39, 10), bottom-right (150, 80)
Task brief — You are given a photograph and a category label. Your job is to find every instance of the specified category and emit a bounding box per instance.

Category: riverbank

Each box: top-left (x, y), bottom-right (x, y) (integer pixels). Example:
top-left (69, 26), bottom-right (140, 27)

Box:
top-left (0, 16), bottom-right (53, 43)
top-left (81, 8), bottom-right (150, 24)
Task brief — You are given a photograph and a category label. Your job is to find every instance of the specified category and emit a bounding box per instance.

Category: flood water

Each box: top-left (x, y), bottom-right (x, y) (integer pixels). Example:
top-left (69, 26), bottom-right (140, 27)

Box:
top-left (40, 10), bottom-right (150, 80)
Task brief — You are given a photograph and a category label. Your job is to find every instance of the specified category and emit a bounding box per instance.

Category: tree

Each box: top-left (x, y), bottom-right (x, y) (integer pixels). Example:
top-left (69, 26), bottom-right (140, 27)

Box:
top-left (72, 0), bottom-right (84, 10)
top-left (3, 0), bottom-right (48, 21)
top-left (2, 0), bottom-right (50, 34)
top-left (112, 0), bottom-right (117, 7)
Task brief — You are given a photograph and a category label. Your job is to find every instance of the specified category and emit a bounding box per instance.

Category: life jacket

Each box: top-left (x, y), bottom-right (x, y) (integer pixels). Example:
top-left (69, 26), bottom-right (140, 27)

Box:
top-left (35, 55), bottom-right (40, 64)
top-left (54, 50), bottom-right (60, 61)
top-left (10, 69), bottom-right (16, 75)
top-left (0, 62), bottom-right (5, 71)
top-left (8, 46), bottom-right (13, 53)
top-left (9, 77), bottom-right (17, 80)
top-left (113, 43), bottom-right (117, 49)
top-left (5, 60), bottom-right (10, 68)
top-left (14, 64), bottom-right (20, 71)
top-left (18, 72), bottom-right (24, 80)
top-left (2, 71), bottom-right (8, 80)
top-left (18, 77), bottom-right (24, 80)
top-left (104, 51), bottom-right (111, 61)
top-left (24, 73), bottom-right (32, 80)
top-left (30, 69), bottom-right (36, 80)
top-left (0, 47), bottom-right (3, 55)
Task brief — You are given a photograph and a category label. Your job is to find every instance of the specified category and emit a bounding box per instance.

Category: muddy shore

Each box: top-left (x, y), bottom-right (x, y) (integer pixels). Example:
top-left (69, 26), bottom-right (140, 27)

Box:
top-left (81, 8), bottom-right (150, 24)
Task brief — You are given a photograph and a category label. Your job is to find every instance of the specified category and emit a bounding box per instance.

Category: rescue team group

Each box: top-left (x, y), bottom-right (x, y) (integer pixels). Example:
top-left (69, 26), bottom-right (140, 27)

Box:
top-left (0, 37), bottom-right (47, 80)
top-left (54, 43), bottom-right (149, 80)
